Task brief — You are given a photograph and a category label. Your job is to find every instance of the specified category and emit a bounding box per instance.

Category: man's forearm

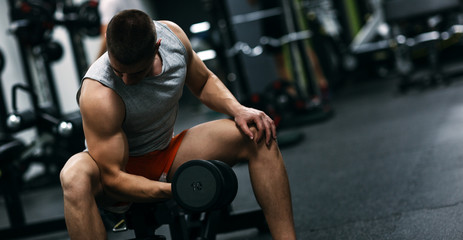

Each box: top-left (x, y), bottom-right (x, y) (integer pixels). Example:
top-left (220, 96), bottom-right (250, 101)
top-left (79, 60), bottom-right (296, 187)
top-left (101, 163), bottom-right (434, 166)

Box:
top-left (102, 171), bottom-right (172, 202)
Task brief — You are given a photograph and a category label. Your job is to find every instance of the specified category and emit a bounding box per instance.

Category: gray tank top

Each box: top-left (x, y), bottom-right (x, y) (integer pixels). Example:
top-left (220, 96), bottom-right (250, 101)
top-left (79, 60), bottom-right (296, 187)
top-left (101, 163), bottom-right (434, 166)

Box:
top-left (80, 21), bottom-right (188, 156)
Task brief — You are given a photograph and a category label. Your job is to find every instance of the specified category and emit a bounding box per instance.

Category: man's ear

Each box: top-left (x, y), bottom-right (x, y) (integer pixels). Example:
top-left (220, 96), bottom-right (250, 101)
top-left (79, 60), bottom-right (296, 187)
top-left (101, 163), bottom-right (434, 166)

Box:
top-left (155, 38), bottom-right (162, 49)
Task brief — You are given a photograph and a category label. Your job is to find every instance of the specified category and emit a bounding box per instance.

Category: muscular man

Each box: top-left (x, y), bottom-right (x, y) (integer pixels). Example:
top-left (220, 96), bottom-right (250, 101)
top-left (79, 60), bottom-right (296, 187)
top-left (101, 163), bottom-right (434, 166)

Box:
top-left (60, 10), bottom-right (296, 240)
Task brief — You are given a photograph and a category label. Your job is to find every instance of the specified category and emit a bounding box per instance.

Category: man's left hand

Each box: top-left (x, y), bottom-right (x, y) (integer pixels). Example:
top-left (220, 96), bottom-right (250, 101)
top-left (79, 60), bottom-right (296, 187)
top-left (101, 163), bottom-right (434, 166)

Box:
top-left (234, 106), bottom-right (277, 146)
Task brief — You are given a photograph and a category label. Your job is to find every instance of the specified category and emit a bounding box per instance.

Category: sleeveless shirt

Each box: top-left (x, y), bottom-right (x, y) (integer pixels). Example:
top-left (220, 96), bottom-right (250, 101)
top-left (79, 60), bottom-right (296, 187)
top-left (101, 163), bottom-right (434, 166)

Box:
top-left (80, 21), bottom-right (188, 156)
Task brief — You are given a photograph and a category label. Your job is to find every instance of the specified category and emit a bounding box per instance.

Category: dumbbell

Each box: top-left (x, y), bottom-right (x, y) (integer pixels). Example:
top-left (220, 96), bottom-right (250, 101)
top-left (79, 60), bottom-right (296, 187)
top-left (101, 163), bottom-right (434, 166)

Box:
top-left (172, 160), bottom-right (238, 213)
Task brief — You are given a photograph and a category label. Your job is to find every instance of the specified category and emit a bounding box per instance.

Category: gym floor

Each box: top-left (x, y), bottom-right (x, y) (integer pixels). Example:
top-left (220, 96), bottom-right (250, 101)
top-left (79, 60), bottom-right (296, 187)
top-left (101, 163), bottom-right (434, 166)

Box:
top-left (3, 68), bottom-right (463, 239)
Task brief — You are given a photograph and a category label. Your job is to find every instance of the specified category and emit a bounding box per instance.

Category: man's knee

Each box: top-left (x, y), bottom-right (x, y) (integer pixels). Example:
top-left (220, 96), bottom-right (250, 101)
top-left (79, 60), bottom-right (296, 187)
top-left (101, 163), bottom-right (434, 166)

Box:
top-left (240, 125), bottom-right (280, 161)
top-left (60, 153), bottom-right (100, 198)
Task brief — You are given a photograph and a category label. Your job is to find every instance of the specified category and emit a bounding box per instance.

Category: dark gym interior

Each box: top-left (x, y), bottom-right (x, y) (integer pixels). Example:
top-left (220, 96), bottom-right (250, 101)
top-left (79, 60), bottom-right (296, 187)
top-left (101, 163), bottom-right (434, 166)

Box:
top-left (3, 0), bottom-right (463, 239)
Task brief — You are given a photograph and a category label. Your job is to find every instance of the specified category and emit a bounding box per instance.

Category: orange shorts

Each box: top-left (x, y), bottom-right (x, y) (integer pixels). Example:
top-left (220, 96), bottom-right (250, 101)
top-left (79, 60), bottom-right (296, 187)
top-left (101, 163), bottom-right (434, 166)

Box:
top-left (125, 130), bottom-right (188, 182)
top-left (101, 130), bottom-right (188, 214)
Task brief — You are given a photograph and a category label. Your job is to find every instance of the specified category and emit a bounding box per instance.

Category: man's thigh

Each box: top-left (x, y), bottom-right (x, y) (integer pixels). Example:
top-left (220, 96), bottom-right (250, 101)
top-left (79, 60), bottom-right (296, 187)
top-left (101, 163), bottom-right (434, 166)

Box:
top-left (168, 119), bottom-right (250, 180)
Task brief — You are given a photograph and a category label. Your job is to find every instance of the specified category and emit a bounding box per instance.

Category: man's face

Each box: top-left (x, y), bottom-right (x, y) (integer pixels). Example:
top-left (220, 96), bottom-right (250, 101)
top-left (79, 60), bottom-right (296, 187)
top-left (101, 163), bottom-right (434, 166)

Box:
top-left (108, 39), bottom-right (161, 85)
top-left (109, 55), bottom-right (155, 86)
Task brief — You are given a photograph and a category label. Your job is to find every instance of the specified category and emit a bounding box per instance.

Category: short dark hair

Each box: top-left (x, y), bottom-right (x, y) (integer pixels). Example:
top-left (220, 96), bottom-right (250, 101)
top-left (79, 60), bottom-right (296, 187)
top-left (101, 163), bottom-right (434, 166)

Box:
top-left (106, 10), bottom-right (156, 65)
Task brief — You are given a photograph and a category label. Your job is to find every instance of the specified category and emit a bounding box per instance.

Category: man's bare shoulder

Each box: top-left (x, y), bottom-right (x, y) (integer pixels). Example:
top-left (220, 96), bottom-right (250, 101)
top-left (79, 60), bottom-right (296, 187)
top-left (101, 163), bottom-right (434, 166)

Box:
top-left (158, 20), bottom-right (181, 32)
top-left (79, 79), bottom-right (125, 131)
top-left (158, 20), bottom-right (191, 48)
top-left (80, 79), bottom-right (119, 105)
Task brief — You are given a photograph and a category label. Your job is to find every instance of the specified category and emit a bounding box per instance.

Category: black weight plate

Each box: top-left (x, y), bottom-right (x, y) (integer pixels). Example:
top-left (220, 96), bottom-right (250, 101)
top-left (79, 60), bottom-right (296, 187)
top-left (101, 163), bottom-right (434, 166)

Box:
top-left (172, 160), bottom-right (223, 212)
top-left (210, 160), bottom-right (238, 209)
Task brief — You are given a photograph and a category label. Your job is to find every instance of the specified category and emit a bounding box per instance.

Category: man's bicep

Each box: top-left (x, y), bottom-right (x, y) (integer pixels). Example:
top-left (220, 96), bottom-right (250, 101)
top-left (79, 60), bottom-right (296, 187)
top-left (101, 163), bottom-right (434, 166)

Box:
top-left (86, 128), bottom-right (128, 172)
top-left (80, 94), bottom-right (128, 177)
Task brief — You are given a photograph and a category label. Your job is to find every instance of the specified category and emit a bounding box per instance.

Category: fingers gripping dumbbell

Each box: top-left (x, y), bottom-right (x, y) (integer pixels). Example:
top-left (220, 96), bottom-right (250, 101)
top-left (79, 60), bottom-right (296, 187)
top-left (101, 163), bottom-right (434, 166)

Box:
top-left (121, 161), bottom-right (237, 240)
top-left (172, 160), bottom-right (238, 213)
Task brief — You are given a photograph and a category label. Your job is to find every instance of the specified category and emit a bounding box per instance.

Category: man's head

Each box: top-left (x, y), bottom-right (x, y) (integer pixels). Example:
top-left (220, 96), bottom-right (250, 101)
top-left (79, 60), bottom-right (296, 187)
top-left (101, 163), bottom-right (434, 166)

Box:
top-left (106, 9), bottom-right (156, 65)
top-left (106, 9), bottom-right (158, 85)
